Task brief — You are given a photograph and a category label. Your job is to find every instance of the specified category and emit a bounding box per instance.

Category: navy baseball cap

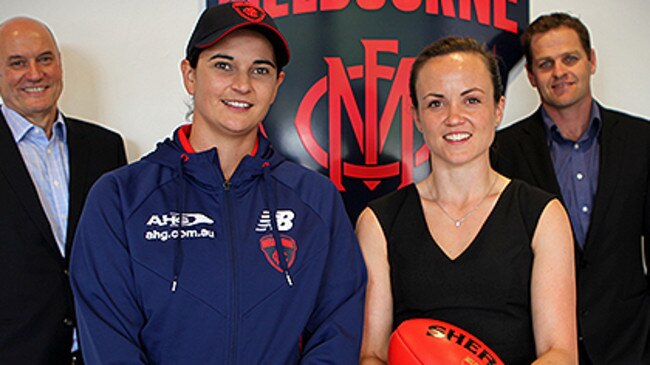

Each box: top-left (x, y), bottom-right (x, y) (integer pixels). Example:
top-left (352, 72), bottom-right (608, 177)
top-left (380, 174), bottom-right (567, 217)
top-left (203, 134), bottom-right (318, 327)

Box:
top-left (186, 2), bottom-right (290, 69)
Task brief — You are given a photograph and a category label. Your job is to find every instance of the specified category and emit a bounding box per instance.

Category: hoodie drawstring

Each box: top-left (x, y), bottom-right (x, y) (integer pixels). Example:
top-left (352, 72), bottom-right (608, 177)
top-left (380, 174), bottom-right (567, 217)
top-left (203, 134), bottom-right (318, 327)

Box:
top-left (171, 153), bottom-right (189, 292)
top-left (261, 163), bottom-right (294, 287)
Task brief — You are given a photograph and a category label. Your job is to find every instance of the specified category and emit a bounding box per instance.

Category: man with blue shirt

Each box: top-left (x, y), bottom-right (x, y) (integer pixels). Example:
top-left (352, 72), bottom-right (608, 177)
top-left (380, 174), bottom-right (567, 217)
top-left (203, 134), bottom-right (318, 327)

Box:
top-left (492, 13), bottom-right (650, 365)
top-left (0, 17), bottom-right (126, 364)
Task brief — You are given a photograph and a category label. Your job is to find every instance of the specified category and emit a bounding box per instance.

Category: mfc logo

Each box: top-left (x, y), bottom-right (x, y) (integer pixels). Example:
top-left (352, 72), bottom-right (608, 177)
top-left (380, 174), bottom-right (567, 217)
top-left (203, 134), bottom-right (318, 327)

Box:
top-left (147, 212), bottom-right (214, 227)
top-left (295, 40), bottom-right (429, 192)
top-left (256, 209), bottom-right (295, 232)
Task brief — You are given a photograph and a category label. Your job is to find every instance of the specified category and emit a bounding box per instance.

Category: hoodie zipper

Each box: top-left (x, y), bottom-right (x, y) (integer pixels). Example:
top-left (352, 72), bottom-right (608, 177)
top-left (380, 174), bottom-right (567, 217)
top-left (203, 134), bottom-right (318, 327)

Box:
top-left (223, 180), bottom-right (239, 364)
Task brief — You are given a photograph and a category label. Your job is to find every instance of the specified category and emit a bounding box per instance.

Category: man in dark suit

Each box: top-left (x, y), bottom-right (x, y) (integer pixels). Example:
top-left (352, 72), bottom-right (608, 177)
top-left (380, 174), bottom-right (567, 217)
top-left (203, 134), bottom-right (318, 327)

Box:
top-left (0, 17), bottom-right (126, 364)
top-left (492, 13), bottom-right (649, 365)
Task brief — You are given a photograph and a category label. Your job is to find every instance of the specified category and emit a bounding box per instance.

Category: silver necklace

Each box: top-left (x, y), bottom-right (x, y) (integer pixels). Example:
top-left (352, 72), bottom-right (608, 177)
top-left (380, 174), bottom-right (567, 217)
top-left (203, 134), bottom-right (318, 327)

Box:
top-left (430, 175), bottom-right (498, 228)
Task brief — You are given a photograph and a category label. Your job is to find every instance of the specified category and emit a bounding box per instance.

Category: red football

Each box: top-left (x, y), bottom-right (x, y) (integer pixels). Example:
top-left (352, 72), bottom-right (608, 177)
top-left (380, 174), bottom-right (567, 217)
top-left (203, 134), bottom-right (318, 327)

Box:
top-left (388, 318), bottom-right (505, 365)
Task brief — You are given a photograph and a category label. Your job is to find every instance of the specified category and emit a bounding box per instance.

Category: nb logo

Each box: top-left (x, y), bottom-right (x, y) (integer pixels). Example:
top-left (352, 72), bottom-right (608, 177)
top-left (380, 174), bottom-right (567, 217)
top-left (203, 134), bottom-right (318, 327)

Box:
top-left (255, 209), bottom-right (295, 232)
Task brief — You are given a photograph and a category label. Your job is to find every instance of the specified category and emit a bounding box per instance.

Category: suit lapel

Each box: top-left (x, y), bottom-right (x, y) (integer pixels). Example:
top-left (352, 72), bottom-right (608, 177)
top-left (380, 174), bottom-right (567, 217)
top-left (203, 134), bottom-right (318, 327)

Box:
top-left (518, 111), bottom-right (564, 197)
top-left (0, 112), bottom-right (62, 260)
top-left (65, 117), bottom-right (91, 261)
top-left (585, 107), bottom-right (625, 248)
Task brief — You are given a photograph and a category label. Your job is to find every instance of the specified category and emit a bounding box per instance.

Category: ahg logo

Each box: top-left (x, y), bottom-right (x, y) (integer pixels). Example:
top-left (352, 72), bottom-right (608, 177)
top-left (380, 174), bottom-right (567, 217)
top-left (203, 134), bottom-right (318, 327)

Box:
top-left (295, 40), bottom-right (429, 192)
top-left (146, 212), bottom-right (214, 227)
top-left (145, 212), bottom-right (216, 243)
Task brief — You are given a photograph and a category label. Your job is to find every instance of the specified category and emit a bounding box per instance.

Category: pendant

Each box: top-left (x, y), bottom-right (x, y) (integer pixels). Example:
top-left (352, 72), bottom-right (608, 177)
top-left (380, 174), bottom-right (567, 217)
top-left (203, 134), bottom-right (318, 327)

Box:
top-left (455, 220), bottom-right (462, 227)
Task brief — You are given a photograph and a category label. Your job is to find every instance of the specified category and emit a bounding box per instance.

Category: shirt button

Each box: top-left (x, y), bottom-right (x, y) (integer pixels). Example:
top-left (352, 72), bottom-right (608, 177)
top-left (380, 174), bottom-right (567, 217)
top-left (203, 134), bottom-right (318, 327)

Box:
top-left (46, 149), bottom-right (52, 154)
top-left (574, 143), bottom-right (580, 150)
top-left (582, 206), bottom-right (589, 213)
top-left (63, 318), bottom-right (74, 326)
top-left (53, 181), bottom-right (60, 187)
top-left (576, 172), bottom-right (584, 180)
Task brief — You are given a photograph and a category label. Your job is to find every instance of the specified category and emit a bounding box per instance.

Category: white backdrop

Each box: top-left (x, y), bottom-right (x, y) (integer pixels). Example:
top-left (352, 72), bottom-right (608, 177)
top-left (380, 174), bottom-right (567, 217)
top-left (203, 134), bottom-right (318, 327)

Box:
top-left (1, 0), bottom-right (649, 161)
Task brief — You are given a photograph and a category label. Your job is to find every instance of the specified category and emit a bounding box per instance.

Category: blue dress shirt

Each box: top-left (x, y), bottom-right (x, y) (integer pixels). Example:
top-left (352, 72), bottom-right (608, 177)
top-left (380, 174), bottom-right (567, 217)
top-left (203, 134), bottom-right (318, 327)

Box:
top-left (542, 101), bottom-right (601, 248)
top-left (3, 106), bottom-right (69, 256)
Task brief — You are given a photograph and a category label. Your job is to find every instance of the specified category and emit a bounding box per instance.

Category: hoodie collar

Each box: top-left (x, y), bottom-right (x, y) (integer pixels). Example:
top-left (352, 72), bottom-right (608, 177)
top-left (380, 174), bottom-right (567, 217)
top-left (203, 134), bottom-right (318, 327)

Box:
top-left (177, 123), bottom-right (260, 157)
top-left (144, 125), bottom-right (281, 191)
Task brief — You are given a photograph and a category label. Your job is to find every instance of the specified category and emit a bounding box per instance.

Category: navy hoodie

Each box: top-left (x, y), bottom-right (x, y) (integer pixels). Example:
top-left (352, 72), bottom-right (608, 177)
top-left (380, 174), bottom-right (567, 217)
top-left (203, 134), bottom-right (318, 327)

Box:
top-left (70, 126), bottom-right (367, 364)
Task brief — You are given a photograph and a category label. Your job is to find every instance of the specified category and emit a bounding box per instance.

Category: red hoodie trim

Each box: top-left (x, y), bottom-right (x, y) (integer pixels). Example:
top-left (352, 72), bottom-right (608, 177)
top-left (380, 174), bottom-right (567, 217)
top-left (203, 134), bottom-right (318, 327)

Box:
top-left (178, 124), bottom-right (259, 156)
top-left (178, 124), bottom-right (195, 154)
top-left (250, 137), bottom-right (259, 157)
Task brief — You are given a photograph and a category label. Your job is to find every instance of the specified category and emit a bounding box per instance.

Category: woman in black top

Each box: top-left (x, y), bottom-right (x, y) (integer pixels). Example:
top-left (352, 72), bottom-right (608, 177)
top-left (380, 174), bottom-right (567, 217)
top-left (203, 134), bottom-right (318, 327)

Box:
top-left (356, 37), bottom-right (577, 364)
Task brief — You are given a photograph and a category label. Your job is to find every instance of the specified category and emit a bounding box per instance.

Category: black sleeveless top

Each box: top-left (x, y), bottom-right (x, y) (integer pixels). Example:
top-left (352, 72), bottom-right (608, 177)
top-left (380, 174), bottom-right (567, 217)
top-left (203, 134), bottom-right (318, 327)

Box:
top-left (369, 180), bottom-right (554, 365)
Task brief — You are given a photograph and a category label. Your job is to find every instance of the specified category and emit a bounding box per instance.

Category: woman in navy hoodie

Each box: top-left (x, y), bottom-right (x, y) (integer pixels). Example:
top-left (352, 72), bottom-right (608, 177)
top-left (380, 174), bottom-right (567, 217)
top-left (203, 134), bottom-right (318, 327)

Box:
top-left (70, 3), bottom-right (367, 364)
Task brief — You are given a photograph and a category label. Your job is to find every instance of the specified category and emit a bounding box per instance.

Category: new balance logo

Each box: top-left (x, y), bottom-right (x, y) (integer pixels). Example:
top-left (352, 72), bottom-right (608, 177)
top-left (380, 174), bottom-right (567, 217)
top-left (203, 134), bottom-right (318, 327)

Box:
top-left (255, 209), bottom-right (295, 232)
top-left (147, 212), bottom-right (214, 227)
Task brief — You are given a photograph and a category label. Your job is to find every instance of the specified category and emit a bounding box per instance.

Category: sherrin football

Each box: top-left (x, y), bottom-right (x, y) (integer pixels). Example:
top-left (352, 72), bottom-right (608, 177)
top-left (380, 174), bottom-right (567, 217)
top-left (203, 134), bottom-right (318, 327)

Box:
top-left (388, 318), bottom-right (504, 365)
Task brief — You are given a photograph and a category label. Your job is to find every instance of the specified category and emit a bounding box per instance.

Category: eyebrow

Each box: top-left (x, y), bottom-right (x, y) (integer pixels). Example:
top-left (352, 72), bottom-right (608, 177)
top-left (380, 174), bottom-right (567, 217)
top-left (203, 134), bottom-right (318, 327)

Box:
top-left (460, 87), bottom-right (484, 96)
top-left (422, 92), bottom-right (444, 100)
top-left (535, 50), bottom-right (581, 61)
top-left (208, 53), bottom-right (233, 62)
top-left (207, 53), bottom-right (277, 69)
top-left (7, 50), bottom-right (55, 61)
top-left (253, 59), bottom-right (277, 69)
top-left (422, 87), bottom-right (484, 100)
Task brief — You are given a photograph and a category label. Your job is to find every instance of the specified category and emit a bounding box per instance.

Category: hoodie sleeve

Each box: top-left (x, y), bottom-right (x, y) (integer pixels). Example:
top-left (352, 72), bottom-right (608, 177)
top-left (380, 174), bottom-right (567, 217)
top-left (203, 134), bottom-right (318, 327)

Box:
top-left (299, 188), bottom-right (367, 364)
top-left (70, 175), bottom-right (148, 364)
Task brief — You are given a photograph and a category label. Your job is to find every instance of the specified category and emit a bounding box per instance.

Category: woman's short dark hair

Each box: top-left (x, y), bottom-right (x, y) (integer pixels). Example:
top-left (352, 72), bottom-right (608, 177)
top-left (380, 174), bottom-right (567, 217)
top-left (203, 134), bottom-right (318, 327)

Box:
top-left (409, 36), bottom-right (503, 108)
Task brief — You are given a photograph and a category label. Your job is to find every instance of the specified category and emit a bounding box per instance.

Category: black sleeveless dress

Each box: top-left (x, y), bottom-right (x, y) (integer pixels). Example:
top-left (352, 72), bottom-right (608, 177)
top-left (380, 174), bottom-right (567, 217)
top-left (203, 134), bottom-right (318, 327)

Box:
top-left (369, 179), bottom-right (554, 365)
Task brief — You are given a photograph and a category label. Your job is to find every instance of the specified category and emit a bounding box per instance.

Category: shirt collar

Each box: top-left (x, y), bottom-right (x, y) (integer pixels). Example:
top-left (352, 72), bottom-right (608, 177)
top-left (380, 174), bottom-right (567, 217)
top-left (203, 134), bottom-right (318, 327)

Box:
top-left (541, 100), bottom-right (602, 145)
top-left (2, 105), bottom-right (67, 144)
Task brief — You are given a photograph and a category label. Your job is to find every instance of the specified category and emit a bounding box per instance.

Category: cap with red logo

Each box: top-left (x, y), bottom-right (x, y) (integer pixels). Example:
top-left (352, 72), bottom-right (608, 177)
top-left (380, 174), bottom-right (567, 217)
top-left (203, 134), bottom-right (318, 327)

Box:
top-left (185, 2), bottom-right (290, 68)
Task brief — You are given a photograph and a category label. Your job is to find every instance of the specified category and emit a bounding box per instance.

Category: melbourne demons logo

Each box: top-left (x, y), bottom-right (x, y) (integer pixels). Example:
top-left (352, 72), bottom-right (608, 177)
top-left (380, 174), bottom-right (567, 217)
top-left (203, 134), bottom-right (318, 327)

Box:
top-left (295, 40), bottom-right (430, 192)
top-left (232, 2), bottom-right (266, 22)
top-left (259, 234), bottom-right (297, 273)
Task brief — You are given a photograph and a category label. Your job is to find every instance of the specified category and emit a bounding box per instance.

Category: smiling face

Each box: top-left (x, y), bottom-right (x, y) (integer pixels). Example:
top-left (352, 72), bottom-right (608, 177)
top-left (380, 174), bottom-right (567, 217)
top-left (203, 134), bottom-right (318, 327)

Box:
top-left (527, 26), bottom-right (596, 113)
top-left (412, 51), bottom-right (504, 168)
top-left (181, 28), bottom-right (284, 148)
top-left (0, 18), bottom-right (63, 127)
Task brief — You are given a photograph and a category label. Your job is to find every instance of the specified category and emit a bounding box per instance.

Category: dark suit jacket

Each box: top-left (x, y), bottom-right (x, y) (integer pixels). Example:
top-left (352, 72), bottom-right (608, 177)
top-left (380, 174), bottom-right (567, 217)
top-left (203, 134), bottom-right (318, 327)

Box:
top-left (492, 103), bottom-right (650, 364)
top-left (0, 109), bottom-right (126, 364)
